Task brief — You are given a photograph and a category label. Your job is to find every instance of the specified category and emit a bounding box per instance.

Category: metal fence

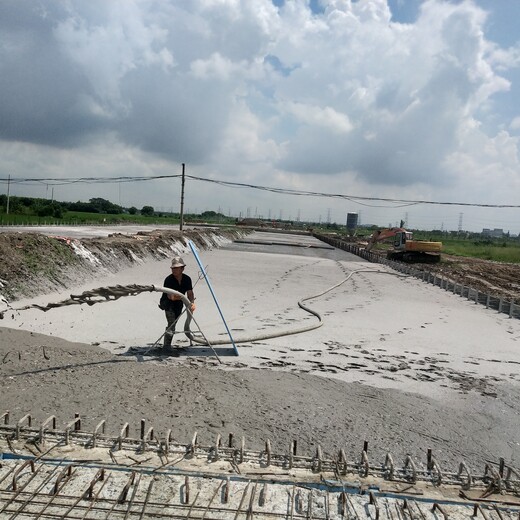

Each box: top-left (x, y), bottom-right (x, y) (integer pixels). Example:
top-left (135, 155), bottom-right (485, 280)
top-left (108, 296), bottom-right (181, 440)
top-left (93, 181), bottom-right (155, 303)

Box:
top-left (314, 234), bottom-right (519, 320)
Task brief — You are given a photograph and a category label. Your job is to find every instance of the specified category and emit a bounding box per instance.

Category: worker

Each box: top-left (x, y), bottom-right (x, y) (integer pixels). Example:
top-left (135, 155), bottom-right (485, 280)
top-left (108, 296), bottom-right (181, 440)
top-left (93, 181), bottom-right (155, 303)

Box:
top-left (159, 256), bottom-right (196, 350)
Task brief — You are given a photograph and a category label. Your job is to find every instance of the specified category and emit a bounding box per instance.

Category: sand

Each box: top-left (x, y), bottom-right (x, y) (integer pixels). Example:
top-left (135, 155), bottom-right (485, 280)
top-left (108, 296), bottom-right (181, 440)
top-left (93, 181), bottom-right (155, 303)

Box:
top-left (1, 232), bottom-right (520, 471)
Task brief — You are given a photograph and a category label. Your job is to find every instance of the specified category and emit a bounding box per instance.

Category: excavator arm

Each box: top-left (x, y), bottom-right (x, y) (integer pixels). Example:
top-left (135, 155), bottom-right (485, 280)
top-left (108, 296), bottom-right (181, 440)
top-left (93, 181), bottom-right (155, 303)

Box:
top-left (365, 227), bottom-right (442, 263)
top-left (366, 228), bottom-right (406, 251)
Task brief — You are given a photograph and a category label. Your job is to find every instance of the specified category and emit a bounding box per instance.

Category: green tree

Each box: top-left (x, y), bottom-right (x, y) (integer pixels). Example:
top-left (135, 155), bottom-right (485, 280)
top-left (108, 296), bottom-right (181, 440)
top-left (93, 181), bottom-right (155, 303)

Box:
top-left (35, 201), bottom-right (64, 218)
top-left (20, 197), bottom-right (35, 208)
top-left (141, 206), bottom-right (154, 216)
top-left (128, 206), bottom-right (137, 215)
top-left (66, 201), bottom-right (98, 212)
top-left (7, 198), bottom-right (22, 214)
top-left (89, 198), bottom-right (122, 214)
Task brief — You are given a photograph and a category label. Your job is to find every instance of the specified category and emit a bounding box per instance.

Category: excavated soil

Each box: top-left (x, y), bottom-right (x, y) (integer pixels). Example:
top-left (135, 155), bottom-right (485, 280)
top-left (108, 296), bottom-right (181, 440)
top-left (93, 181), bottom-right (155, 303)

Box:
top-left (0, 228), bottom-right (244, 301)
top-left (1, 228), bottom-right (520, 471)
top-left (417, 253), bottom-right (520, 302)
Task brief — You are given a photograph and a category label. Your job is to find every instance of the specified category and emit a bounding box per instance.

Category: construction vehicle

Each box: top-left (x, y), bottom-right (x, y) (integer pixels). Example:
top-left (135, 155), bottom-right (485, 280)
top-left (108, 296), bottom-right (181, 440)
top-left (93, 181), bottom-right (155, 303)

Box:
top-left (366, 227), bottom-right (442, 263)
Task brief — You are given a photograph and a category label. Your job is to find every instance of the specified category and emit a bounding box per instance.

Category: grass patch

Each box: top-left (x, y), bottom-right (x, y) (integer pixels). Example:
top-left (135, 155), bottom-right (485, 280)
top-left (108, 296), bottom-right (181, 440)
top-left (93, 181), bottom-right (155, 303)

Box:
top-left (440, 238), bottom-right (520, 263)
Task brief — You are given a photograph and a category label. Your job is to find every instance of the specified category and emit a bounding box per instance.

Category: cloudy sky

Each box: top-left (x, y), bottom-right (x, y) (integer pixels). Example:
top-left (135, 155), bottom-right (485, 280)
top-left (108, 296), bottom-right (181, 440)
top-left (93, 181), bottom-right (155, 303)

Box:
top-left (1, 0), bottom-right (520, 232)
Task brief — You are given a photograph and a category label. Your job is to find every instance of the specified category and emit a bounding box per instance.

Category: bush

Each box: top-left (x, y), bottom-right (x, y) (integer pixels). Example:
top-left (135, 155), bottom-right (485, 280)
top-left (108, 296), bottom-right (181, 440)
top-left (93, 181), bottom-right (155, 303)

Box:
top-left (36, 202), bottom-right (64, 218)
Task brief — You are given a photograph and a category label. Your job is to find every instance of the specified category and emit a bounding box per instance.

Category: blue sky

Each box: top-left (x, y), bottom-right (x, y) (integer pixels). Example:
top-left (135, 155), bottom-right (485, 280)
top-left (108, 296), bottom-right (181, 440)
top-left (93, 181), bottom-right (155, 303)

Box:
top-left (0, 0), bottom-right (519, 232)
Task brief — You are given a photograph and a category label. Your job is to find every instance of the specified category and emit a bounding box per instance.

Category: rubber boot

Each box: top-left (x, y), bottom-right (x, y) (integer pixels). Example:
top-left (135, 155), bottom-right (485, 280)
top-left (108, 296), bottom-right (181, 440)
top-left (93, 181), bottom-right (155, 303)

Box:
top-left (162, 330), bottom-right (174, 351)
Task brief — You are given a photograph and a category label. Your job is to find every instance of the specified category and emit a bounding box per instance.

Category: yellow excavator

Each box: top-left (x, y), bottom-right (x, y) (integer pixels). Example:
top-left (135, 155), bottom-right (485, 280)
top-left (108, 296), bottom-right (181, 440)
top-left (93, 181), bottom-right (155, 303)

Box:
top-left (366, 228), bottom-right (442, 263)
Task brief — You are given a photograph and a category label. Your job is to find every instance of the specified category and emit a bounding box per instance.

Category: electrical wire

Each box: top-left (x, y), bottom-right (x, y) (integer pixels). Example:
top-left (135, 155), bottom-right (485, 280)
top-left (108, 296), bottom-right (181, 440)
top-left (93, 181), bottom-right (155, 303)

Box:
top-left (0, 175), bottom-right (182, 186)
top-left (1, 173), bottom-right (519, 209)
top-left (185, 175), bottom-right (520, 208)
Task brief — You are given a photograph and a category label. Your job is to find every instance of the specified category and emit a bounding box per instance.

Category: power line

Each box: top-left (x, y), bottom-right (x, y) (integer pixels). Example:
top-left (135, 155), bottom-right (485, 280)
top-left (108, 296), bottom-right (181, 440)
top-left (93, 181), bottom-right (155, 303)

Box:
top-left (185, 175), bottom-right (520, 209)
top-left (0, 175), bottom-right (182, 186)
top-left (1, 173), bottom-right (519, 209)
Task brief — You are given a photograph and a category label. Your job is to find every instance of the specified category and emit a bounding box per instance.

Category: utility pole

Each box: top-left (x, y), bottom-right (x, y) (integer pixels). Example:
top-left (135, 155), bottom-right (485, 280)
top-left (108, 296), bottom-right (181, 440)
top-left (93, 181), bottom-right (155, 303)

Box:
top-left (179, 163), bottom-right (185, 232)
top-left (6, 174), bottom-right (11, 215)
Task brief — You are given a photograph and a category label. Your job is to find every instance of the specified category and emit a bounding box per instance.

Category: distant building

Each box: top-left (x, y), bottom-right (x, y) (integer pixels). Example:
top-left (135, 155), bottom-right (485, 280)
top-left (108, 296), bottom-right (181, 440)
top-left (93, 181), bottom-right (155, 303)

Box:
top-left (482, 228), bottom-right (504, 237)
top-left (346, 213), bottom-right (358, 236)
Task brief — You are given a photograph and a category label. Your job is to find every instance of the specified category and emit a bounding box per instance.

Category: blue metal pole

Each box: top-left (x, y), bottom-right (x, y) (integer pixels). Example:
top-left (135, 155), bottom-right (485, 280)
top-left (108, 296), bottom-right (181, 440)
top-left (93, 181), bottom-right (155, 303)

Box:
top-left (188, 240), bottom-right (239, 356)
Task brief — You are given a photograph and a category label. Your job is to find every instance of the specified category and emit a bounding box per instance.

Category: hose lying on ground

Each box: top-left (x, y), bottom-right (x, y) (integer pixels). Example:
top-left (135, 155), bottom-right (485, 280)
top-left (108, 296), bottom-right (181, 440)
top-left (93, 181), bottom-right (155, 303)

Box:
top-left (0, 268), bottom-right (406, 346)
top-left (184, 268), bottom-right (405, 345)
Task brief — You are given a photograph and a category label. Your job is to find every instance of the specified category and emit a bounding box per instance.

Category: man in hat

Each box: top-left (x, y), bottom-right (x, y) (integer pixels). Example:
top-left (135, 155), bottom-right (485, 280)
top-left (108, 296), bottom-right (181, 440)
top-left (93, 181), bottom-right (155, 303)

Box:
top-left (159, 256), bottom-right (196, 350)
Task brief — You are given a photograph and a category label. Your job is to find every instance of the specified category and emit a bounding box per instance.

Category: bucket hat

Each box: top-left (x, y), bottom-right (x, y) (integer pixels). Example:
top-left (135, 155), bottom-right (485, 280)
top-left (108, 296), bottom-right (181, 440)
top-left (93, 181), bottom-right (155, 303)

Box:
top-left (171, 256), bottom-right (186, 268)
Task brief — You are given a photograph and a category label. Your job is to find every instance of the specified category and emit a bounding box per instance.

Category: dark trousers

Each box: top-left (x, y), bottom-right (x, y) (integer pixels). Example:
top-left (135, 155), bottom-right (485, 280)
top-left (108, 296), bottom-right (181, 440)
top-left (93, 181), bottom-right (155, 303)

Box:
top-left (164, 310), bottom-right (181, 347)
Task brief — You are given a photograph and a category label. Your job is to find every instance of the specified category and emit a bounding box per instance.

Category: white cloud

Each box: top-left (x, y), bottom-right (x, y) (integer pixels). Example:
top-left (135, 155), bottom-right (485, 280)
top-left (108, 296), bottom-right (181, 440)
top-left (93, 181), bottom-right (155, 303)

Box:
top-left (190, 52), bottom-right (240, 80)
top-left (0, 0), bottom-right (519, 231)
top-left (511, 116), bottom-right (520, 131)
top-left (54, 1), bottom-right (174, 110)
top-left (488, 43), bottom-right (520, 72)
top-left (282, 101), bottom-right (353, 133)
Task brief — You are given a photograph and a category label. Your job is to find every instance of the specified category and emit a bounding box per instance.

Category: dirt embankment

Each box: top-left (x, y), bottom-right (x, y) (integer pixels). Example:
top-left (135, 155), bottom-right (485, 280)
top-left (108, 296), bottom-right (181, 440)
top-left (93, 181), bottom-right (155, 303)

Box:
top-left (1, 227), bottom-right (519, 306)
top-left (364, 250), bottom-right (520, 303)
top-left (414, 254), bottom-right (520, 302)
top-left (316, 234), bottom-right (520, 303)
top-left (0, 228), bottom-right (245, 302)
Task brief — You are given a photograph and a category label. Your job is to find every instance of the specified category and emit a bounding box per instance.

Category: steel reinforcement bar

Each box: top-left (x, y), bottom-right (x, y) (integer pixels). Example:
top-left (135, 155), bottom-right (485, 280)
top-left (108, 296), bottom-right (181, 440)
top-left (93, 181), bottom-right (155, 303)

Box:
top-left (1, 458), bottom-right (518, 520)
top-left (1, 411), bottom-right (519, 493)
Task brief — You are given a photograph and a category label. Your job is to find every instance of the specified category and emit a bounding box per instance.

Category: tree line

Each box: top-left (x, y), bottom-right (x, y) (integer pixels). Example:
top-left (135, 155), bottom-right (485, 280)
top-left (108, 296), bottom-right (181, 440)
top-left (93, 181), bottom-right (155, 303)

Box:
top-left (0, 195), bottom-right (155, 218)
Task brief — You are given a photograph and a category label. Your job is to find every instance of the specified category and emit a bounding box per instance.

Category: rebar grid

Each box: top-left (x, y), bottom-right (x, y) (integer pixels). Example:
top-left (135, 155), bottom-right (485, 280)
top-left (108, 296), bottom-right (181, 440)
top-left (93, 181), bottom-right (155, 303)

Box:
top-left (1, 412), bottom-right (519, 494)
top-left (1, 463), bottom-right (520, 520)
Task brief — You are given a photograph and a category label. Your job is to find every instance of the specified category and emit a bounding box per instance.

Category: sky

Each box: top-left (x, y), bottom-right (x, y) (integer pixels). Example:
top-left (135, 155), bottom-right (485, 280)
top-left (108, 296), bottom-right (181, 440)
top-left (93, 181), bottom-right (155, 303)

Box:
top-left (1, 0), bottom-right (520, 233)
